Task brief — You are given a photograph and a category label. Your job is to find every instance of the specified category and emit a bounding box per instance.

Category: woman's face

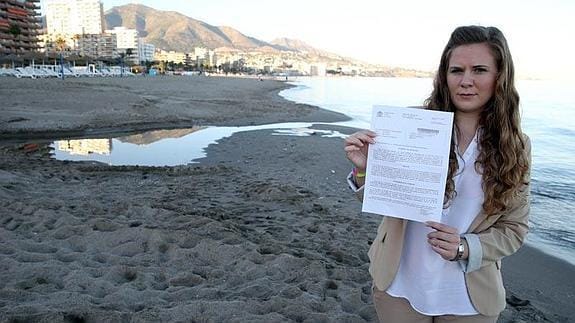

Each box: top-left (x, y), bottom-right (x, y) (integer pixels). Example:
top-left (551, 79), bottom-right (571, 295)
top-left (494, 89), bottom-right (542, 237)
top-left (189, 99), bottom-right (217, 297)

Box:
top-left (447, 43), bottom-right (498, 116)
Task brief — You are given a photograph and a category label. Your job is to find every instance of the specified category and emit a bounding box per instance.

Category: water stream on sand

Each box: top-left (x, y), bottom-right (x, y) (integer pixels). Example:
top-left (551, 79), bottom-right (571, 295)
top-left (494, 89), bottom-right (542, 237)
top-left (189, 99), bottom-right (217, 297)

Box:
top-left (48, 122), bottom-right (347, 166)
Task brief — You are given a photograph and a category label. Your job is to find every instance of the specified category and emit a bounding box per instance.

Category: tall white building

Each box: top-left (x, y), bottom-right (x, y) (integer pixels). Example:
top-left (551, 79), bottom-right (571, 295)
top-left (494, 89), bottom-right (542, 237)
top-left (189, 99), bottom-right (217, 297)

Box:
top-left (190, 47), bottom-right (216, 67)
top-left (138, 40), bottom-right (155, 63)
top-left (45, 0), bottom-right (104, 36)
top-left (105, 26), bottom-right (138, 50)
top-left (105, 26), bottom-right (139, 62)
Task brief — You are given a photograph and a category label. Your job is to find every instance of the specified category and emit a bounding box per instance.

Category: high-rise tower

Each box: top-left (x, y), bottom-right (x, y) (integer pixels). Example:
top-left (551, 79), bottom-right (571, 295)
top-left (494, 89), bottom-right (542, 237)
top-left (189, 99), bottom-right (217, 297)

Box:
top-left (0, 0), bottom-right (42, 55)
top-left (45, 0), bottom-right (104, 37)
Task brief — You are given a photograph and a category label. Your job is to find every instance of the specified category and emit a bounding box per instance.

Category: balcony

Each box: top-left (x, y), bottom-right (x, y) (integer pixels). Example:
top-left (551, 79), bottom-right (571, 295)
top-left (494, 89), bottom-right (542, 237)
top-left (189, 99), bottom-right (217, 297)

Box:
top-left (6, 0), bottom-right (25, 6)
top-left (25, 2), bottom-right (40, 10)
top-left (6, 14), bottom-right (27, 22)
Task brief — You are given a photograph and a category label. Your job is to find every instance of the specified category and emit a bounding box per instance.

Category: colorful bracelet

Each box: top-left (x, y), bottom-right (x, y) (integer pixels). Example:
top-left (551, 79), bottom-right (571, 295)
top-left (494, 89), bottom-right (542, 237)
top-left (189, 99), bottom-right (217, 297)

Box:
top-left (353, 167), bottom-right (366, 178)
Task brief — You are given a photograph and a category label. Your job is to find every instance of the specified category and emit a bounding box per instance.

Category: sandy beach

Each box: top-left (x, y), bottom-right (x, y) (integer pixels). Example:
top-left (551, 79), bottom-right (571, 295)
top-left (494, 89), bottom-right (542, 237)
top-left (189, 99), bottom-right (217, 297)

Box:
top-left (0, 76), bottom-right (573, 322)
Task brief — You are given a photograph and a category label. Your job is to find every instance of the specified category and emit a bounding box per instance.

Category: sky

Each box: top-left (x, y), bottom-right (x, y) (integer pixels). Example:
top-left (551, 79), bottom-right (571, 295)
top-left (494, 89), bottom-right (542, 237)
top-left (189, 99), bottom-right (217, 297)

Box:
top-left (62, 0), bottom-right (575, 80)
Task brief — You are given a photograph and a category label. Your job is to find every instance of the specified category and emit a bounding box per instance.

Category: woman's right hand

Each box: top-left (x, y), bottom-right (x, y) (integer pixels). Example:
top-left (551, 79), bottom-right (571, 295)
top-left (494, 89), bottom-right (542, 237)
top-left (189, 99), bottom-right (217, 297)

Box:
top-left (344, 130), bottom-right (376, 171)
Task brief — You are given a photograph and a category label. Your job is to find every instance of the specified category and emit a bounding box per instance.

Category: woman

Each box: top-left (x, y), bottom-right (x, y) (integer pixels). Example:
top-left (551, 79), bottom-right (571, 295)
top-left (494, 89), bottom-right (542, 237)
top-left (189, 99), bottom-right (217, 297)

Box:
top-left (344, 26), bottom-right (531, 322)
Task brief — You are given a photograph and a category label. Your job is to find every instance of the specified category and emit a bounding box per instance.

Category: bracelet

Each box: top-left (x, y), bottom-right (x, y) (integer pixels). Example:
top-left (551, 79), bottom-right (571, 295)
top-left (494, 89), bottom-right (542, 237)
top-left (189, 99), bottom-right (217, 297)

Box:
top-left (353, 167), bottom-right (366, 178)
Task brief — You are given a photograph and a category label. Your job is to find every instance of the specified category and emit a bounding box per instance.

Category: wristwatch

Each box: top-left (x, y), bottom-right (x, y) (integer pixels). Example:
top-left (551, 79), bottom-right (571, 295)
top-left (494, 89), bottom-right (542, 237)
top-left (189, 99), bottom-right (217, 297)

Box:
top-left (451, 240), bottom-right (465, 261)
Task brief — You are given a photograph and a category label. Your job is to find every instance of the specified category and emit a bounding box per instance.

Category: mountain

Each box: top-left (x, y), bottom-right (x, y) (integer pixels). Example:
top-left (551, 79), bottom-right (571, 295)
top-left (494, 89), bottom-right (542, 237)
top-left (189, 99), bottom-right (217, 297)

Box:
top-left (271, 38), bottom-right (328, 56)
top-left (117, 127), bottom-right (204, 145)
top-left (105, 4), bottom-right (278, 53)
top-left (103, 4), bottom-right (433, 77)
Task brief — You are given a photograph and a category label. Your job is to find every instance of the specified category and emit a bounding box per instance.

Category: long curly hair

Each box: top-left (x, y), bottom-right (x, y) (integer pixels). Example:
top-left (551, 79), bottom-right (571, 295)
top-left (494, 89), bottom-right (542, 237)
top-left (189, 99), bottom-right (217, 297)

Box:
top-left (424, 25), bottom-right (530, 216)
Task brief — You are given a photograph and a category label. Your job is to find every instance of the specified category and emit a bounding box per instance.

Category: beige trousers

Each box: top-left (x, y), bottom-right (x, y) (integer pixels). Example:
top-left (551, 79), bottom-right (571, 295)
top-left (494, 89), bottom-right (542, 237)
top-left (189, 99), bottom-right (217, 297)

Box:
top-left (372, 287), bottom-right (498, 323)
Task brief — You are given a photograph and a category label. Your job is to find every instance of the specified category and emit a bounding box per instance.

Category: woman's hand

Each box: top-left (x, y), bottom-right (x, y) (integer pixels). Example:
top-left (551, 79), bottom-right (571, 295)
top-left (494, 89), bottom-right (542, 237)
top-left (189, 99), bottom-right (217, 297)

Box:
top-left (426, 221), bottom-right (463, 261)
top-left (344, 130), bottom-right (376, 171)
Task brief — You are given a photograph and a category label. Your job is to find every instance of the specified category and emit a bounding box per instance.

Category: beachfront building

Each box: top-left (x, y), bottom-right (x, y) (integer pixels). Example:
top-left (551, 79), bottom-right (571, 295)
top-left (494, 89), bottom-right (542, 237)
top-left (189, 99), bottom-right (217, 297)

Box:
top-left (45, 0), bottom-right (104, 35)
top-left (154, 49), bottom-right (186, 64)
top-left (38, 32), bottom-right (68, 53)
top-left (58, 139), bottom-right (111, 156)
top-left (192, 46), bottom-right (215, 68)
top-left (105, 26), bottom-right (138, 62)
top-left (45, 0), bottom-right (104, 47)
top-left (193, 46), bottom-right (207, 67)
top-left (138, 40), bottom-right (155, 63)
top-left (213, 48), bottom-right (241, 68)
top-left (208, 50), bottom-right (216, 67)
top-left (0, 0), bottom-right (42, 55)
top-left (105, 27), bottom-right (137, 49)
top-left (76, 33), bottom-right (117, 59)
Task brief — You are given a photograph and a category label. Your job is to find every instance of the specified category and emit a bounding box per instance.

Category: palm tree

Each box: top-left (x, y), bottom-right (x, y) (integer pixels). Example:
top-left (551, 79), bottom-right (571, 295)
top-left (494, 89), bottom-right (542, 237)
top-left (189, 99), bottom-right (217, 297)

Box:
top-left (72, 34), bottom-right (81, 52)
top-left (55, 36), bottom-right (67, 79)
top-left (55, 36), bottom-right (67, 52)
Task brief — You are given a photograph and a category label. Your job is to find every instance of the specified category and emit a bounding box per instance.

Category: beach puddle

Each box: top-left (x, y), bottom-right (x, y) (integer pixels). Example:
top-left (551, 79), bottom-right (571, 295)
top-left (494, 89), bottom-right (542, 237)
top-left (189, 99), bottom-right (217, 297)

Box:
top-left (49, 123), bottom-right (347, 166)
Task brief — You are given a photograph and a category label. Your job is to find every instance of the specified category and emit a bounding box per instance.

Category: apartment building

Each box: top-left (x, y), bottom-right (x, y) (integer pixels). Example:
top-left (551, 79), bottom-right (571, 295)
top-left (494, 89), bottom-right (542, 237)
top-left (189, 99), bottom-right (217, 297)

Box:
top-left (45, 0), bottom-right (104, 36)
top-left (138, 40), bottom-right (155, 63)
top-left (154, 49), bottom-right (186, 64)
top-left (0, 0), bottom-right (42, 55)
top-left (105, 26), bottom-right (137, 49)
top-left (104, 26), bottom-right (139, 62)
top-left (77, 33), bottom-right (117, 59)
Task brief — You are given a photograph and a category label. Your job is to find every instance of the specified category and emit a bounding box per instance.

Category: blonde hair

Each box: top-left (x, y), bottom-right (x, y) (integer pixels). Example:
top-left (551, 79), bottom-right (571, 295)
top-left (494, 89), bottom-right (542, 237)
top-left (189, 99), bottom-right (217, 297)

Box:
top-left (425, 26), bottom-right (530, 216)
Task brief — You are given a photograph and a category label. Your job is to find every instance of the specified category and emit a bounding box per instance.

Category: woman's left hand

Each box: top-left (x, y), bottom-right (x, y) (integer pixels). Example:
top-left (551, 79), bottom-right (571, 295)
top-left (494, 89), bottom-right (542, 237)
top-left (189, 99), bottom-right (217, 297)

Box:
top-left (426, 221), bottom-right (461, 261)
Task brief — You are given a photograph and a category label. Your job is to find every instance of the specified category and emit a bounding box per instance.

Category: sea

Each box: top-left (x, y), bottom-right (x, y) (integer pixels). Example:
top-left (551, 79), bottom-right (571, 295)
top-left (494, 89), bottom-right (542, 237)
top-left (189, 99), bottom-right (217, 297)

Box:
top-left (280, 77), bottom-right (575, 265)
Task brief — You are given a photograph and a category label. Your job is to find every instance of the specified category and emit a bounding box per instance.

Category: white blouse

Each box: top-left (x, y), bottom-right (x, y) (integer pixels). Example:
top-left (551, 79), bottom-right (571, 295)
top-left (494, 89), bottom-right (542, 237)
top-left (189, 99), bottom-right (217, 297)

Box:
top-left (386, 131), bottom-right (483, 315)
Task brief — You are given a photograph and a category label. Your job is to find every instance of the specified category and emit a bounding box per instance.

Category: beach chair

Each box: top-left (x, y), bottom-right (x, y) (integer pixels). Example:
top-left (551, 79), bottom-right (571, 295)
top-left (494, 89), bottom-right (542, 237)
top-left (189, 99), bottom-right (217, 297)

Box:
top-left (15, 67), bottom-right (36, 79)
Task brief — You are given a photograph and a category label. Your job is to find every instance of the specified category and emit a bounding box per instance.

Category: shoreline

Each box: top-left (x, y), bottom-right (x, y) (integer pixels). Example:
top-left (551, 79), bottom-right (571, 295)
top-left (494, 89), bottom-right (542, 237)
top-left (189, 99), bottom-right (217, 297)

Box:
top-left (0, 76), bottom-right (573, 322)
top-left (0, 76), bottom-right (350, 140)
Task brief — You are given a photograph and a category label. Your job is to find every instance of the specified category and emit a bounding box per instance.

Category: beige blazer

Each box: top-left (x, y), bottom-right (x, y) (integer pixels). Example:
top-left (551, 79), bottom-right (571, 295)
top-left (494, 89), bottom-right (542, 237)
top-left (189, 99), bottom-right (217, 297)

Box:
top-left (360, 137), bottom-right (531, 316)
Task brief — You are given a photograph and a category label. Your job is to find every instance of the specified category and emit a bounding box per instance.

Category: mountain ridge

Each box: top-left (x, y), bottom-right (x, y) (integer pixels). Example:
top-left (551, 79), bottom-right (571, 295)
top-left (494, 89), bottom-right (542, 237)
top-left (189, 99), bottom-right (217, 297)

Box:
top-left (104, 4), bottom-right (344, 58)
top-left (103, 3), bottom-right (434, 77)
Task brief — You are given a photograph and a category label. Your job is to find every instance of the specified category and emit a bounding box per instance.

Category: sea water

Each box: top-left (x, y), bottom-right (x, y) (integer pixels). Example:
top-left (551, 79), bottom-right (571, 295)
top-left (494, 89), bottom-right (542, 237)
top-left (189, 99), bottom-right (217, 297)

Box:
top-left (280, 77), bottom-right (575, 265)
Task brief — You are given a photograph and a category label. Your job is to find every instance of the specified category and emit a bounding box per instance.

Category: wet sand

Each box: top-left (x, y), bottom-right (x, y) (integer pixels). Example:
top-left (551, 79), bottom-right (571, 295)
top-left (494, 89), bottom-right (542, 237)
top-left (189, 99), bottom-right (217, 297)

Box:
top-left (0, 76), bottom-right (573, 322)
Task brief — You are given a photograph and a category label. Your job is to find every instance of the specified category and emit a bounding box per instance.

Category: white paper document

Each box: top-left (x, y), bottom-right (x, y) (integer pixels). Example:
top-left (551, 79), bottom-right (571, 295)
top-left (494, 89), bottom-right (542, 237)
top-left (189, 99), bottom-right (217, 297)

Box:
top-left (362, 106), bottom-right (454, 222)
